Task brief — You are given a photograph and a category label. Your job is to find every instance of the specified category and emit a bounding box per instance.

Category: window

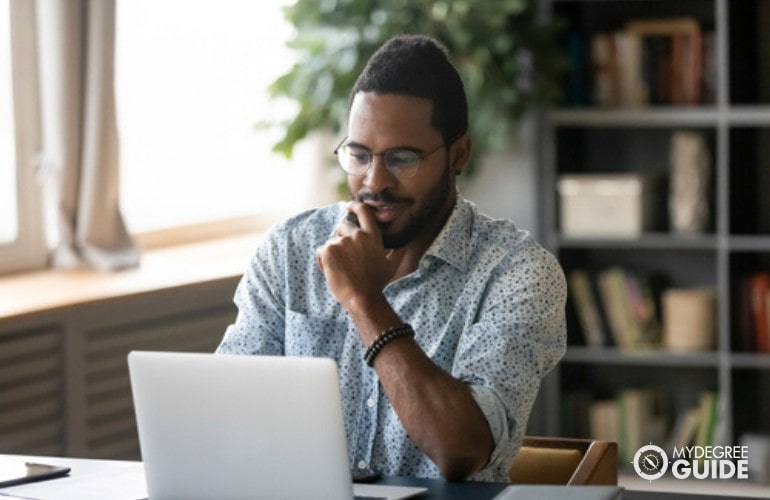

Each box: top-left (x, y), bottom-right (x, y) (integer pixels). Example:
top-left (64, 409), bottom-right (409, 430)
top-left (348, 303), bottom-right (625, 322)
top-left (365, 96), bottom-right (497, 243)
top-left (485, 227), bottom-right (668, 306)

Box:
top-left (115, 0), bottom-right (330, 237)
top-left (1, 0), bottom-right (335, 276)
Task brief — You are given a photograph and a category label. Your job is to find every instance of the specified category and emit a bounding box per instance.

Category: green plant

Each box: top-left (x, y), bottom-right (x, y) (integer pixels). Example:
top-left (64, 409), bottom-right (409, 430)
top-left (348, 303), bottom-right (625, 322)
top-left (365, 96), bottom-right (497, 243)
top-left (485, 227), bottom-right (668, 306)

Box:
top-left (266, 0), bottom-right (568, 176)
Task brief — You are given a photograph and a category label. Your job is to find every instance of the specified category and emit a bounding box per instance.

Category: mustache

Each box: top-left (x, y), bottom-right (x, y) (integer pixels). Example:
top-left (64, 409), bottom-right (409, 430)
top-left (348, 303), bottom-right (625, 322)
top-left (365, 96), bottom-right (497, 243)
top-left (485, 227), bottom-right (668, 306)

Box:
top-left (356, 190), bottom-right (410, 204)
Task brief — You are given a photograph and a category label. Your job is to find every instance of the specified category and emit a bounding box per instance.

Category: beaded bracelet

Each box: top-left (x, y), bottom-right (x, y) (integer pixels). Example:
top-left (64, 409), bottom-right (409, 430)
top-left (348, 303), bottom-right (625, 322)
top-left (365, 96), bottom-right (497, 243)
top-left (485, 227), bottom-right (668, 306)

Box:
top-left (363, 323), bottom-right (415, 367)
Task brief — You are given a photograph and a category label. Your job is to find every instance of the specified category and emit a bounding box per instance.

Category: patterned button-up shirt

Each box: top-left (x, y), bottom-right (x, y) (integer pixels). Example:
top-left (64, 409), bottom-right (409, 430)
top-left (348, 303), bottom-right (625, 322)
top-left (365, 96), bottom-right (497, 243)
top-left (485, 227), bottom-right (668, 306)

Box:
top-left (216, 197), bottom-right (566, 482)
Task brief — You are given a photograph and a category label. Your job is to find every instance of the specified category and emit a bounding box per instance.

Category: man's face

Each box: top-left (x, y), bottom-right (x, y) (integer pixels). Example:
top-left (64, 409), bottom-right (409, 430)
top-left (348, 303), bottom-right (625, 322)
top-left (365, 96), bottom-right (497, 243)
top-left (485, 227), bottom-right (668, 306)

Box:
top-left (346, 92), bottom-right (466, 249)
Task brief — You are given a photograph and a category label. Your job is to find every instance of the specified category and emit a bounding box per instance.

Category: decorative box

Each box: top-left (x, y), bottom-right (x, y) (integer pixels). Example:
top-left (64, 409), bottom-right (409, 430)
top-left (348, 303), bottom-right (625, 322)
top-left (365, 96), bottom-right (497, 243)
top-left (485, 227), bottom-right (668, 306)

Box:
top-left (557, 174), bottom-right (662, 237)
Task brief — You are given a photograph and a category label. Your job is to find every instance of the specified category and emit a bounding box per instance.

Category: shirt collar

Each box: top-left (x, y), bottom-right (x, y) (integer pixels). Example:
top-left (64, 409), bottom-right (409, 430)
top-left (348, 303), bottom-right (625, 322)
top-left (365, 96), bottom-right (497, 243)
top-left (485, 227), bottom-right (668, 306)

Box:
top-left (423, 197), bottom-right (473, 272)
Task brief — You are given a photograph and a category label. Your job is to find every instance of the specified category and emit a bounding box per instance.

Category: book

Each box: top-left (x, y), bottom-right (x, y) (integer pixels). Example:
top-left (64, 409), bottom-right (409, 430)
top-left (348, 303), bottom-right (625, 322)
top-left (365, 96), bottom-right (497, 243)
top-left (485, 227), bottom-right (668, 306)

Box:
top-left (613, 30), bottom-right (645, 106)
top-left (694, 391), bottom-right (719, 449)
top-left (623, 17), bottom-right (703, 105)
top-left (638, 35), bottom-right (671, 105)
top-left (700, 32), bottom-right (716, 104)
top-left (750, 273), bottom-right (770, 353)
top-left (757, 290), bottom-right (770, 353)
top-left (588, 399), bottom-right (619, 444)
top-left (669, 32), bottom-right (687, 104)
top-left (565, 31), bottom-right (592, 106)
top-left (623, 271), bottom-right (660, 347)
top-left (617, 389), bottom-right (668, 463)
top-left (597, 267), bottom-right (636, 350)
top-left (625, 17), bottom-right (700, 37)
top-left (568, 269), bottom-right (607, 347)
top-left (596, 267), bottom-right (659, 350)
top-left (590, 33), bottom-right (619, 106)
top-left (665, 406), bottom-right (701, 453)
top-left (737, 272), bottom-right (770, 353)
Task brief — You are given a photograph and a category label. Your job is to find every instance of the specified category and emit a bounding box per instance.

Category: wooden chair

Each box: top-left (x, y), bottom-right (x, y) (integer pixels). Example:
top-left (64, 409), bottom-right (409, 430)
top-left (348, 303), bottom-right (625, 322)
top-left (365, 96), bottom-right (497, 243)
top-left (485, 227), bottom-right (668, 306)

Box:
top-left (508, 436), bottom-right (618, 485)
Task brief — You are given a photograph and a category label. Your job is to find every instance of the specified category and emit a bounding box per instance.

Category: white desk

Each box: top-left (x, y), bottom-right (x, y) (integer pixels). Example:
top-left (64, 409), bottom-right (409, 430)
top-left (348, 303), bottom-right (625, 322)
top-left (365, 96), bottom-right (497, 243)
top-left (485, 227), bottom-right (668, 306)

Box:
top-left (0, 454), bottom-right (505, 500)
top-left (4, 454), bottom-right (767, 500)
top-left (0, 455), bottom-right (147, 500)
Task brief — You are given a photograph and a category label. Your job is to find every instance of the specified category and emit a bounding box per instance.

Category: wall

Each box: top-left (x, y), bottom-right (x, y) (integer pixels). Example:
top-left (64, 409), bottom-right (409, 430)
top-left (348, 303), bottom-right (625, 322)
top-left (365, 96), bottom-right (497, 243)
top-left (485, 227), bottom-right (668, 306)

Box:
top-left (461, 116), bottom-right (539, 237)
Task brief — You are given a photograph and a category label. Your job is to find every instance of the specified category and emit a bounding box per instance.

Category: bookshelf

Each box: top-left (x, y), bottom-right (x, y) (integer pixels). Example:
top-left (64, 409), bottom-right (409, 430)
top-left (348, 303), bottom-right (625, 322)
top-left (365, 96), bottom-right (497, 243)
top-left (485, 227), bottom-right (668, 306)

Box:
top-left (536, 0), bottom-right (770, 459)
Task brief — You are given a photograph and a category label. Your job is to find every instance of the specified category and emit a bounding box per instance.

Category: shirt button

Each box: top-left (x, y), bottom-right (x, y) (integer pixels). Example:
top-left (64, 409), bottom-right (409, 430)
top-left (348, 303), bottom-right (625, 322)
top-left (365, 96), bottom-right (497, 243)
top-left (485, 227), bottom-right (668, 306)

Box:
top-left (358, 460), bottom-right (368, 470)
top-left (366, 398), bottom-right (375, 408)
top-left (421, 260), bottom-right (430, 270)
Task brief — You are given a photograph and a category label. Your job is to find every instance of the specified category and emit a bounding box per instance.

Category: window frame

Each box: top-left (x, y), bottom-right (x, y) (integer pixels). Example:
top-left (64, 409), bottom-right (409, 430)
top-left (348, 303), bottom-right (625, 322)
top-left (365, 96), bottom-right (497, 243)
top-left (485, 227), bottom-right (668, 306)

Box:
top-left (0, 0), bottom-right (47, 276)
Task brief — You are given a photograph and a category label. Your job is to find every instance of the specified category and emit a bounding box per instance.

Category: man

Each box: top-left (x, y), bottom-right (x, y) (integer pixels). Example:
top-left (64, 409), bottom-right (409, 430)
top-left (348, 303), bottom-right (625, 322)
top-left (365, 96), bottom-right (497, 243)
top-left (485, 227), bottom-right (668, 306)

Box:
top-left (216, 34), bottom-right (566, 482)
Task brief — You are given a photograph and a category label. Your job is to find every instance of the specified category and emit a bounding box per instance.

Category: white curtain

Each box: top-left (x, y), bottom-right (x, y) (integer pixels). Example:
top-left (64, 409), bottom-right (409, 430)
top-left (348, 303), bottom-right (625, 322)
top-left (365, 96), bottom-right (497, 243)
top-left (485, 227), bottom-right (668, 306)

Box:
top-left (36, 0), bottom-right (139, 270)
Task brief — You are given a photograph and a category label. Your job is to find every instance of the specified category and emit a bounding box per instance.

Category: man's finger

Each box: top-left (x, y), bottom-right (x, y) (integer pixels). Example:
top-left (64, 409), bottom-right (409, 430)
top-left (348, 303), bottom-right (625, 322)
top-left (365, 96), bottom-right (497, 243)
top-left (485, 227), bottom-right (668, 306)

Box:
top-left (315, 247), bottom-right (325, 271)
top-left (348, 201), bottom-right (378, 234)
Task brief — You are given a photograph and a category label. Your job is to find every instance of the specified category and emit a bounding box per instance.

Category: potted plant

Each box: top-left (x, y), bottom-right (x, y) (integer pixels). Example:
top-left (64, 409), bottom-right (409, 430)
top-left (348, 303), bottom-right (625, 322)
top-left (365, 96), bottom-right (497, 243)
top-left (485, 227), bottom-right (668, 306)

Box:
top-left (265, 0), bottom-right (568, 177)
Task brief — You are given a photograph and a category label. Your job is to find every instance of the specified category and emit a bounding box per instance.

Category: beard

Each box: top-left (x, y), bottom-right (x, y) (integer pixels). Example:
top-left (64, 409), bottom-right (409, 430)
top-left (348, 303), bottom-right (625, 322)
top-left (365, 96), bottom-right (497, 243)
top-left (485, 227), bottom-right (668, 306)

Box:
top-left (355, 160), bottom-right (453, 249)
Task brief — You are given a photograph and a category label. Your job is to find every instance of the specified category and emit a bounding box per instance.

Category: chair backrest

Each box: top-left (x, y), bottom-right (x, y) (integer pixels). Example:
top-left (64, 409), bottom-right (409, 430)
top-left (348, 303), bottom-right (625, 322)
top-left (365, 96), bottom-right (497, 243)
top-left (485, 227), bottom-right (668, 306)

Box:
top-left (508, 436), bottom-right (618, 485)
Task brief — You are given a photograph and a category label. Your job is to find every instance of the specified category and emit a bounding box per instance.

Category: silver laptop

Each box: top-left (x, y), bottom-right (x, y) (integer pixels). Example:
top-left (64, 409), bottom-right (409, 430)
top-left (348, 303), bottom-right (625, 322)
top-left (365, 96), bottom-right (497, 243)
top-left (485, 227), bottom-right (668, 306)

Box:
top-left (128, 351), bottom-right (426, 500)
top-left (492, 485), bottom-right (623, 499)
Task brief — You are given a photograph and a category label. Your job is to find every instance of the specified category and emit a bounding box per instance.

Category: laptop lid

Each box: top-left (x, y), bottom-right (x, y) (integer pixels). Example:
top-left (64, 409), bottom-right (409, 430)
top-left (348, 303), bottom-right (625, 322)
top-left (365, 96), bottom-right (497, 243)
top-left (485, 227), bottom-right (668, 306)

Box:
top-left (492, 485), bottom-right (624, 500)
top-left (128, 351), bottom-right (355, 500)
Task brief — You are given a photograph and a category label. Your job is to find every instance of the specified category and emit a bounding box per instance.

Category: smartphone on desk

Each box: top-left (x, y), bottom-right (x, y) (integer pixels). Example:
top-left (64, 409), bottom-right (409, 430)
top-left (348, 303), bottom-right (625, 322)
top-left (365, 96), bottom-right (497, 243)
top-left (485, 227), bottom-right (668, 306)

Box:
top-left (0, 458), bottom-right (71, 488)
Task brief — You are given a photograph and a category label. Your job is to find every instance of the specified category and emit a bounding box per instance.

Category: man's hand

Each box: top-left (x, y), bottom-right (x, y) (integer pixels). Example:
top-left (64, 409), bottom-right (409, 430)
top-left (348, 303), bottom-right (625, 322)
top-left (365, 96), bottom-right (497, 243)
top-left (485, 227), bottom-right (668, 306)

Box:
top-left (315, 202), bottom-right (404, 312)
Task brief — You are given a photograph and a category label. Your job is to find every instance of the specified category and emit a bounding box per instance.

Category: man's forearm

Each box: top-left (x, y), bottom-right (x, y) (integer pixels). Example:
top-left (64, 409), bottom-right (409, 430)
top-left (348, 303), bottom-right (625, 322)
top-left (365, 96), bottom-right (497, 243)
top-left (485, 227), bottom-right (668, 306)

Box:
top-left (348, 294), bottom-right (495, 480)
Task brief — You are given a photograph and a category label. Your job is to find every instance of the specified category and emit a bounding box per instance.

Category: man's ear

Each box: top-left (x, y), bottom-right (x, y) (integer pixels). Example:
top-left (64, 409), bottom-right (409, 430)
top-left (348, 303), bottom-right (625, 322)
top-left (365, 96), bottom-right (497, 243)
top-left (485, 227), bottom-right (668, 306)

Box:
top-left (450, 134), bottom-right (472, 176)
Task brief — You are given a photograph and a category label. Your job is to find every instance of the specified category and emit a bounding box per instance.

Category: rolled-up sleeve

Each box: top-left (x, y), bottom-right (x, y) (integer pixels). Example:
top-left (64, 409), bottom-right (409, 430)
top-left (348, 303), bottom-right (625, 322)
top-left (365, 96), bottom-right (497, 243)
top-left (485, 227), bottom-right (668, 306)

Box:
top-left (455, 242), bottom-right (567, 481)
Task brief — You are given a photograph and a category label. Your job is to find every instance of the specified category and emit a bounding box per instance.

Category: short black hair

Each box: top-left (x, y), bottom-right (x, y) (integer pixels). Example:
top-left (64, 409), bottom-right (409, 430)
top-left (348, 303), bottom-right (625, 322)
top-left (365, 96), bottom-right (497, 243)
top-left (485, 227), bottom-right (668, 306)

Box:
top-left (349, 34), bottom-right (468, 145)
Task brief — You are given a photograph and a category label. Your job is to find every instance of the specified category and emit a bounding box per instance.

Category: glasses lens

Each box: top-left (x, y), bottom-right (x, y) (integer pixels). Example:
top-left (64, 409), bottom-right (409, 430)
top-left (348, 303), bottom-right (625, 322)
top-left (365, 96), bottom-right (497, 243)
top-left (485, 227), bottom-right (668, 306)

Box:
top-left (335, 142), bottom-right (430, 178)
top-left (338, 145), bottom-right (370, 175)
top-left (384, 149), bottom-right (421, 178)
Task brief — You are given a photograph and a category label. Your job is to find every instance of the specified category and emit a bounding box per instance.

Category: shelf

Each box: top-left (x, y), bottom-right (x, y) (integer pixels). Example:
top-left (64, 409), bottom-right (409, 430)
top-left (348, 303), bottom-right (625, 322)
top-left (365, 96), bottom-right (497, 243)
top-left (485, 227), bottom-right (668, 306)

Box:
top-left (554, 233), bottom-right (719, 250)
top-left (728, 235), bottom-right (770, 252)
top-left (549, 106), bottom-right (770, 127)
top-left (727, 106), bottom-right (770, 125)
top-left (563, 346), bottom-right (721, 368)
top-left (730, 352), bottom-right (770, 369)
top-left (549, 108), bottom-right (722, 127)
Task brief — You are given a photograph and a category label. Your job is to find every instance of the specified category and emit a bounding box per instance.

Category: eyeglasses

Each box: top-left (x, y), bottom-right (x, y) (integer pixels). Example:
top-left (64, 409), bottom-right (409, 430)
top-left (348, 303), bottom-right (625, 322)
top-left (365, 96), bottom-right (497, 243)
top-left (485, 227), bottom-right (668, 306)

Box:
top-left (333, 137), bottom-right (447, 179)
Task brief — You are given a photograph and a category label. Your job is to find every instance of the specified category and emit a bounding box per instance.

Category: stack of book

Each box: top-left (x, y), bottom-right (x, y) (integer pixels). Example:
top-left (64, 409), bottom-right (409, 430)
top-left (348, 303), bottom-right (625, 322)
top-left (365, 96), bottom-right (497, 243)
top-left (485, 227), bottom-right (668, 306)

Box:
top-left (585, 390), bottom-right (719, 463)
top-left (568, 267), bottom-right (662, 350)
top-left (587, 17), bottom-right (711, 107)
top-left (665, 392), bottom-right (720, 455)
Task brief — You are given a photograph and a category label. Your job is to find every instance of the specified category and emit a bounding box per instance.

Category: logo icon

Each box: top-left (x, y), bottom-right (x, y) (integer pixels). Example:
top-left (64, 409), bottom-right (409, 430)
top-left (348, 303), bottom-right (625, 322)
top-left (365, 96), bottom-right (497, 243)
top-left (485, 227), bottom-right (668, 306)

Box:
top-left (633, 444), bottom-right (669, 481)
